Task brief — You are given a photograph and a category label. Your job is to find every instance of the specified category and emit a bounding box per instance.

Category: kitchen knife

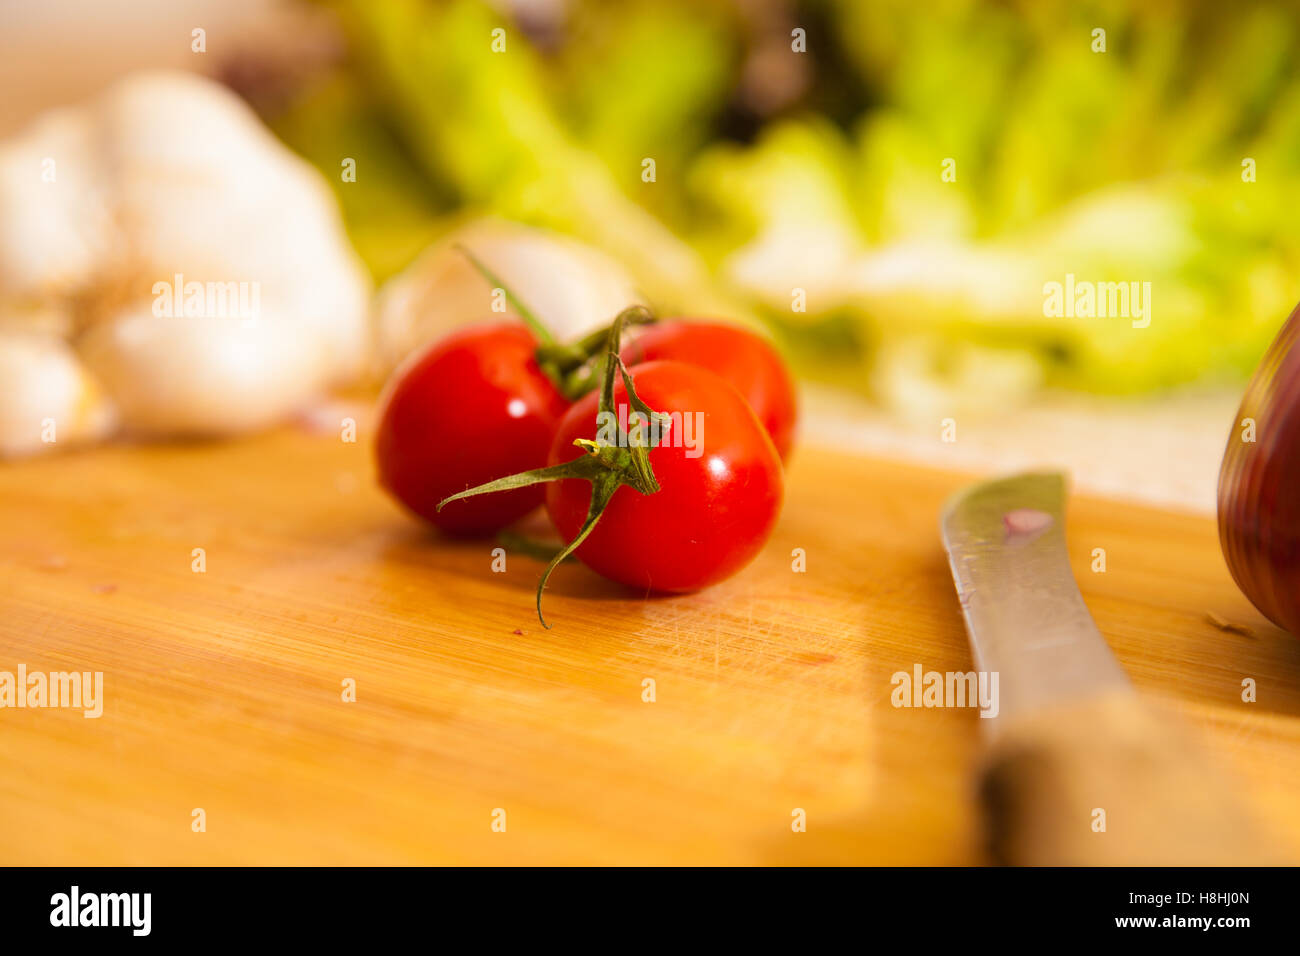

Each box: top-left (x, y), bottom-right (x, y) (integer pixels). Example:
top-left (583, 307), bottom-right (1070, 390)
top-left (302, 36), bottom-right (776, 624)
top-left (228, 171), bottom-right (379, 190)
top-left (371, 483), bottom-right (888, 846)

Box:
top-left (941, 471), bottom-right (1285, 865)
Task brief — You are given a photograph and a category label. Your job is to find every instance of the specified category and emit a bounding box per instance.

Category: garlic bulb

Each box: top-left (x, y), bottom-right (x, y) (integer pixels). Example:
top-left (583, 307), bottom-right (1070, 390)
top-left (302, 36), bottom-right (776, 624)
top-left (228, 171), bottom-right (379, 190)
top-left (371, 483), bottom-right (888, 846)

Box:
top-left (375, 219), bottom-right (643, 372)
top-left (0, 71), bottom-right (370, 454)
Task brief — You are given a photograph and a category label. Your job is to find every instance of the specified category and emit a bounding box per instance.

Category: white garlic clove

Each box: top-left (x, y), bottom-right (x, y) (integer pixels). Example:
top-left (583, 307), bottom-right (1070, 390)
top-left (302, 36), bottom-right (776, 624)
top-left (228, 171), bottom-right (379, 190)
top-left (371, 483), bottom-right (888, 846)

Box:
top-left (77, 305), bottom-right (334, 437)
top-left (0, 333), bottom-right (116, 457)
top-left (0, 107), bottom-right (116, 302)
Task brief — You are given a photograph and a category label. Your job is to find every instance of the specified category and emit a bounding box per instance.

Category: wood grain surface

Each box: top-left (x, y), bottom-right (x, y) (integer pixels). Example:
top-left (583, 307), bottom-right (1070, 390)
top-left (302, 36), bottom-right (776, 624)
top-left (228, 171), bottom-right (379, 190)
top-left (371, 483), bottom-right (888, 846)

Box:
top-left (1, 428), bottom-right (1298, 864)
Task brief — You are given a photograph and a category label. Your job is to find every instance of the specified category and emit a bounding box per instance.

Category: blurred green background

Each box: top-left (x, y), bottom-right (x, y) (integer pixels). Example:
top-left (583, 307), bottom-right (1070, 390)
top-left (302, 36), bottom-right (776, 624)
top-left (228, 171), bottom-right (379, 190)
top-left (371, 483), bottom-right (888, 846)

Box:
top-left (251, 0), bottom-right (1300, 412)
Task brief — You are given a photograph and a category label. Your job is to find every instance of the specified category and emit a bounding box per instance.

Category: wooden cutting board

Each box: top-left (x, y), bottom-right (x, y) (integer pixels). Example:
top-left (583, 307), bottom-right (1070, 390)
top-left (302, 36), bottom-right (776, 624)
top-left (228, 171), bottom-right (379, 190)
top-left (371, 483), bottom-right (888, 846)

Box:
top-left (2, 428), bottom-right (1298, 864)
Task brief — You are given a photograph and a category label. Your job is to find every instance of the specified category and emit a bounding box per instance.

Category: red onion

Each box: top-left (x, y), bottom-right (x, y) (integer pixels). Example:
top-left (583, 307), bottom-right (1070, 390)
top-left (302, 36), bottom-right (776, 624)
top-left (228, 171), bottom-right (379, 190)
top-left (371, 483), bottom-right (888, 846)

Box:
top-left (1218, 301), bottom-right (1300, 635)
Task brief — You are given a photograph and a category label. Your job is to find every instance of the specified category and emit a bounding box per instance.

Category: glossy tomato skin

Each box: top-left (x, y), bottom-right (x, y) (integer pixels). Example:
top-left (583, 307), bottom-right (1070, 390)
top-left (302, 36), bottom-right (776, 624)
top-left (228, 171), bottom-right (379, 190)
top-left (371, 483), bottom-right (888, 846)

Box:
top-left (624, 320), bottom-right (798, 460)
top-left (375, 321), bottom-right (568, 536)
top-left (545, 360), bottom-right (783, 591)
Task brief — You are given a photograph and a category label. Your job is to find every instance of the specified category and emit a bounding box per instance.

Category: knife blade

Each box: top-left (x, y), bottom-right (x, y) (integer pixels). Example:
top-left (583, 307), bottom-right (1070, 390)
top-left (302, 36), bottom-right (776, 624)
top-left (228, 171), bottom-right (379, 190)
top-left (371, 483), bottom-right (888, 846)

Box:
top-left (939, 471), bottom-right (1286, 864)
top-left (940, 471), bottom-right (1128, 724)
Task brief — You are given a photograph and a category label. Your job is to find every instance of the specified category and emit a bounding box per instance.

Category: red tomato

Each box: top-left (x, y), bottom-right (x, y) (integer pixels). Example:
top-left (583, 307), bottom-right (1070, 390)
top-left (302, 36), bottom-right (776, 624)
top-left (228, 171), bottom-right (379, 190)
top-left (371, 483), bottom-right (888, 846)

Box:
top-left (624, 320), bottom-right (798, 460)
top-left (545, 360), bottom-right (783, 591)
top-left (375, 321), bottom-right (568, 535)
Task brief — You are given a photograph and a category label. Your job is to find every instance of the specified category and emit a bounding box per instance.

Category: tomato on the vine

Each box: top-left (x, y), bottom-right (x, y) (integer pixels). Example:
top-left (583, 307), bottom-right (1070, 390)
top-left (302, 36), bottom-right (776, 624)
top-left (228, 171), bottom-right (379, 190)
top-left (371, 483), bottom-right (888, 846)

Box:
top-left (375, 321), bottom-right (569, 536)
top-left (544, 359), bottom-right (784, 592)
top-left (624, 320), bottom-right (798, 461)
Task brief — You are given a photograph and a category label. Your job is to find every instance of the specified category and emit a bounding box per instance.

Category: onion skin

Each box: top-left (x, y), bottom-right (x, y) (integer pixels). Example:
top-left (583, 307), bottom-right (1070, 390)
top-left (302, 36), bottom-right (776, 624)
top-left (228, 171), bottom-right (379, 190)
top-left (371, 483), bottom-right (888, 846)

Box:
top-left (1218, 302), bottom-right (1300, 635)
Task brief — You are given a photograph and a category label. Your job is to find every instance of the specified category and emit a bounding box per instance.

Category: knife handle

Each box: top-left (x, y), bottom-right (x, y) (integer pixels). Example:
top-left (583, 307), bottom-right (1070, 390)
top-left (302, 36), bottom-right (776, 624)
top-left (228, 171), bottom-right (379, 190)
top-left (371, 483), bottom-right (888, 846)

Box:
top-left (978, 691), bottom-right (1291, 865)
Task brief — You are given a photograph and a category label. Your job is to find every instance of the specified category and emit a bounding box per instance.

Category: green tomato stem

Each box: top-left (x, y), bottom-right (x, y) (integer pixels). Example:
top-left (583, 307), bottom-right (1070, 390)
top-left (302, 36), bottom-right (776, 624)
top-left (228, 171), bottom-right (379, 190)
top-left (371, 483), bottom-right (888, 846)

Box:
top-left (435, 305), bottom-right (671, 627)
top-left (454, 243), bottom-right (557, 347)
